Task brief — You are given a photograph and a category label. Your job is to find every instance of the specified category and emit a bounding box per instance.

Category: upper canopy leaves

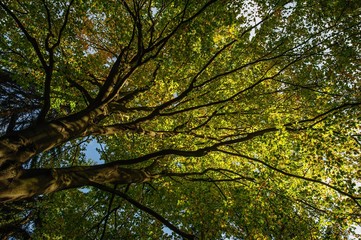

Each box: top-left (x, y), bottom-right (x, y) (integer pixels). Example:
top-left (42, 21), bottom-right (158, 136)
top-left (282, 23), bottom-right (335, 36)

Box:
top-left (0, 0), bottom-right (360, 239)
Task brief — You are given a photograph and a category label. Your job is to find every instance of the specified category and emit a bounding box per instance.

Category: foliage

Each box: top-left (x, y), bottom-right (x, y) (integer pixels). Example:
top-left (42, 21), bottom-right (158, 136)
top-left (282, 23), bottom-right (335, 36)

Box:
top-left (0, 0), bottom-right (360, 239)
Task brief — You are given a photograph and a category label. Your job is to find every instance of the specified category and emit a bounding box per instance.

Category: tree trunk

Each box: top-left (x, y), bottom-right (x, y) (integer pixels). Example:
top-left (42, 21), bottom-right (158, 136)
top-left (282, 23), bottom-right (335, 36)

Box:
top-left (0, 108), bottom-right (105, 180)
top-left (0, 163), bottom-right (154, 203)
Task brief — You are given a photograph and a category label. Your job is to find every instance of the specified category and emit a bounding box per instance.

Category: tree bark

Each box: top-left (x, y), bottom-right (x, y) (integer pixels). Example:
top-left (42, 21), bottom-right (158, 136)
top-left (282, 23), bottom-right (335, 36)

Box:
top-left (0, 108), bottom-right (105, 180)
top-left (0, 163), bottom-right (154, 203)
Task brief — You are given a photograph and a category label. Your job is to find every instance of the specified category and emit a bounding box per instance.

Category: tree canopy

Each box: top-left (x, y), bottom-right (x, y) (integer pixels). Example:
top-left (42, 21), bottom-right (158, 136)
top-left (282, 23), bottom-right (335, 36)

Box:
top-left (0, 0), bottom-right (360, 239)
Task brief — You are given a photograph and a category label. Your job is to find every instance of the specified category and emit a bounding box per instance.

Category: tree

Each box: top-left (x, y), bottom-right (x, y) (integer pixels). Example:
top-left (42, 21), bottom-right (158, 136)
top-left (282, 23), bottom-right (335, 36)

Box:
top-left (0, 0), bottom-right (360, 239)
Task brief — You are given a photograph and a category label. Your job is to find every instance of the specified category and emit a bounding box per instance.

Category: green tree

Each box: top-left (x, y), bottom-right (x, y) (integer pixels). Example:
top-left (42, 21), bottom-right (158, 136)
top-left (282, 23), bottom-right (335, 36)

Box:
top-left (0, 0), bottom-right (360, 239)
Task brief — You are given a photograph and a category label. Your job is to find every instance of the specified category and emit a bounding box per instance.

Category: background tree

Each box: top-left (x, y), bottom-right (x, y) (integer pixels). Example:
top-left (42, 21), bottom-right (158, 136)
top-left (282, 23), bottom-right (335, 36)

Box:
top-left (0, 0), bottom-right (360, 239)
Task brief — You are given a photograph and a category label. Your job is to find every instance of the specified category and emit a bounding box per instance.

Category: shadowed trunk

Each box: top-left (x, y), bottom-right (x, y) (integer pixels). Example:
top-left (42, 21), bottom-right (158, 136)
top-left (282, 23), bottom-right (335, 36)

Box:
top-left (0, 164), bottom-right (155, 203)
top-left (0, 108), bottom-right (105, 180)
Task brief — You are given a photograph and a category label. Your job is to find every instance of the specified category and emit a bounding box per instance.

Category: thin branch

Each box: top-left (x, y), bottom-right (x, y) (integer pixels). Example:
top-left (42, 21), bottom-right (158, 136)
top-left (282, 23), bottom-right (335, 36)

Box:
top-left (42, 0), bottom-right (53, 52)
top-left (97, 102), bottom-right (360, 172)
top-left (89, 0), bottom-right (217, 110)
top-left (51, 0), bottom-right (74, 50)
top-left (66, 78), bottom-right (93, 104)
top-left (91, 182), bottom-right (195, 240)
top-left (100, 184), bottom-right (117, 240)
top-left (210, 180), bottom-right (227, 200)
top-left (162, 167), bottom-right (254, 182)
top-left (351, 135), bottom-right (361, 146)
top-left (217, 148), bottom-right (361, 208)
top-left (37, 0), bottom-right (74, 122)
top-left (110, 63), bottom-right (160, 110)
top-left (87, 205), bottom-right (120, 238)
top-left (0, 2), bottom-right (47, 68)
top-left (108, 40), bottom-right (236, 126)
top-left (113, 29), bottom-right (319, 125)
top-left (286, 102), bottom-right (361, 129)
top-left (143, 0), bottom-right (217, 57)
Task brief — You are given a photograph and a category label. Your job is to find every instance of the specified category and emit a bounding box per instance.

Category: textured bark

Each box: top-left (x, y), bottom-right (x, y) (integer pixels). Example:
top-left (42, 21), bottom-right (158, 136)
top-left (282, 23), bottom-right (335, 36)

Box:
top-left (0, 164), bottom-right (154, 203)
top-left (0, 108), bottom-right (105, 180)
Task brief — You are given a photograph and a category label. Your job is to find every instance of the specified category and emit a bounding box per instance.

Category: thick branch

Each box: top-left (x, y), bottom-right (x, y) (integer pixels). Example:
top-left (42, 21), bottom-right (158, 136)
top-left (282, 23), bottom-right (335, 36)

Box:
top-left (0, 108), bottom-right (106, 177)
top-left (0, 164), bottom-right (154, 203)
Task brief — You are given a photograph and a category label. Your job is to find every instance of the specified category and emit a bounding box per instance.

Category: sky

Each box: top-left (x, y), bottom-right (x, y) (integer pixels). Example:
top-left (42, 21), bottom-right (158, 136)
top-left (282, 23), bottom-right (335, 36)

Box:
top-left (85, 138), bottom-right (104, 164)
